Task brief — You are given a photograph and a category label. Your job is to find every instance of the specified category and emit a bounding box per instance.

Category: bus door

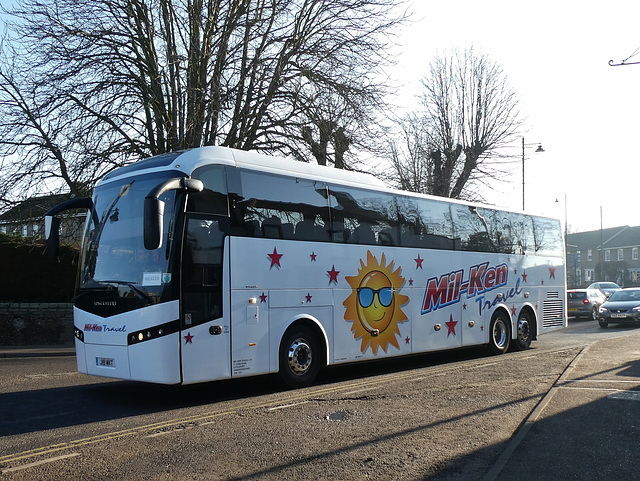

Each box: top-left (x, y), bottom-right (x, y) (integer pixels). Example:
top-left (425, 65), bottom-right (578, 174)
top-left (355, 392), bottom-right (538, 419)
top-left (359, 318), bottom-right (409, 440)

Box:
top-left (180, 214), bottom-right (231, 384)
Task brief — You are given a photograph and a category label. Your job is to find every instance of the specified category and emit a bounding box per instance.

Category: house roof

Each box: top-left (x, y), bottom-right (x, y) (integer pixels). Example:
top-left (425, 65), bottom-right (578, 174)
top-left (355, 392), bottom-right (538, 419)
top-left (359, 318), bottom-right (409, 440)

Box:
top-left (566, 226), bottom-right (640, 251)
top-left (602, 226), bottom-right (640, 249)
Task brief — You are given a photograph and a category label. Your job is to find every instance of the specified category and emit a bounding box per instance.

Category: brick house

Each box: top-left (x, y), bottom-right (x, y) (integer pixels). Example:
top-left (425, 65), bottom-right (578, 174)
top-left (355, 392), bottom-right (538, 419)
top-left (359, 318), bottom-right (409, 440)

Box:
top-left (0, 194), bottom-right (86, 247)
top-left (566, 226), bottom-right (640, 288)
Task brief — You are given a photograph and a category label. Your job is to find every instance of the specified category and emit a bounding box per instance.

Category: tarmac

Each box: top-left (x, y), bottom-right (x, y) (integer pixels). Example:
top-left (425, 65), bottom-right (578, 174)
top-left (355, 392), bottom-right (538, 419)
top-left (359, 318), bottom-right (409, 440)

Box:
top-left (0, 344), bottom-right (75, 358)
top-left (2, 333), bottom-right (640, 480)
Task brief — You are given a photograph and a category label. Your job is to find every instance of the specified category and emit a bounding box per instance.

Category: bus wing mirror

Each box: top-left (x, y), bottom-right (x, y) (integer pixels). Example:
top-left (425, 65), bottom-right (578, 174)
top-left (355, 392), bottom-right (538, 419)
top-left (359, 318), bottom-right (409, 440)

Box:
top-left (44, 197), bottom-right (93, 257)
top-left (45, 216), bottom-right (61, 257)
top-left (144, 197), bottom-right (165, 250)
top-left (143, 176), bottom-right (204, 250)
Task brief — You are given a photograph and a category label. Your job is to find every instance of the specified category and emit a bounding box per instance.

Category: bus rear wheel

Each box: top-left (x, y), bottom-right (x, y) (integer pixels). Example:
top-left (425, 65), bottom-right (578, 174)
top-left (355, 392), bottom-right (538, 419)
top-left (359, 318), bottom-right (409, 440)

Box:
top-left (488, 311), bottom-right (511, 355)
top-left (279, 325), bottom-right (321, 388)
top-left (515, 311), bottom-right (533, 351)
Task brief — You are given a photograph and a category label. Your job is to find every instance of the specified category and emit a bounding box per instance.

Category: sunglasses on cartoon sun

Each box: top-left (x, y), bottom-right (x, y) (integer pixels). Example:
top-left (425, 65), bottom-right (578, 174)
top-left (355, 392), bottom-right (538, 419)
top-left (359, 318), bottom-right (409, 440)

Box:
top-left (357, 287), bottom-right (394, 308)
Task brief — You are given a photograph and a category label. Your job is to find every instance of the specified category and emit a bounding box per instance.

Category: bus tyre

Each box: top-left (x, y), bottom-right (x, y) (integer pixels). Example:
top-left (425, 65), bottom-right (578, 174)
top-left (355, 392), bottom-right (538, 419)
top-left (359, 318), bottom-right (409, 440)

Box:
top-left (279, 325), bottom-right (321, 389)
top-left (488, 312), bottom-right (511, 355)
top-left (515, 311), bottom-right (533, 351)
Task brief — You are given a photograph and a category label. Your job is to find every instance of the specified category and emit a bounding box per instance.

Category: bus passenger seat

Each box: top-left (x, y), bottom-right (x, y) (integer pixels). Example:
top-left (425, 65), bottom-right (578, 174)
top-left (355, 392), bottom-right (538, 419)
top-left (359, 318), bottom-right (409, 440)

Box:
top-left (295, 220), bottom-right (330, 242)
top-left (262, 216), bottom-right (283, 238)
top-left (378, 229), bottom-right (396, 246)
top-left (281, 223), bottom-right (294, 239)
top-left (350, 223), bottom-right (375, 245)
top-left (245, 220), bottom-right (261, 237)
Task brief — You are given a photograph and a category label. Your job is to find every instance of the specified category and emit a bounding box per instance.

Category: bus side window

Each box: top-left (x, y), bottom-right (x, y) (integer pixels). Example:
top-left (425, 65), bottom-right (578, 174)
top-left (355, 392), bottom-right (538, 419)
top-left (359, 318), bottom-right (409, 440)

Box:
top-left (398, 197), bottom-right (454, 250)
top-left (189, 166), bottom-right (229, 216)
top-left (237, 171), bottom-right (331, 242)
top-left (532, 216), bottom-right (563, 257)
top-left (330, 187), bottom-right (398, 246)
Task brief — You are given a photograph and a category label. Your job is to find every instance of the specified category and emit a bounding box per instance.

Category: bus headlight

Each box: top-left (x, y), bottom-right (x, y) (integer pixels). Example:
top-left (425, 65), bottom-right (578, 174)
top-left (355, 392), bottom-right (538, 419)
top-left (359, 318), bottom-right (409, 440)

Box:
top-left (74, 327), bottom-right (84, 342)
top-left (128, 320), bottom-right (180, 346)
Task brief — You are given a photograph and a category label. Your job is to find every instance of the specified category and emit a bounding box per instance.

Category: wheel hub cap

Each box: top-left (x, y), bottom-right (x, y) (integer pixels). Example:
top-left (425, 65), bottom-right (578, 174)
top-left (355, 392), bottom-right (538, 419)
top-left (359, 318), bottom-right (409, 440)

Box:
top-left (288, 338), bottom-right (312, 374)
top-left (518, 318), bottom-right (530, 342)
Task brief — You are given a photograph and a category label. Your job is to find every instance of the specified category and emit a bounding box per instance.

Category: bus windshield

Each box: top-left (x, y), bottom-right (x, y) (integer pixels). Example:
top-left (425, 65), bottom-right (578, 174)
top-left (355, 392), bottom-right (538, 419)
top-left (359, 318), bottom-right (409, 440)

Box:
top-left (79, 172), bottom-right (180, 301)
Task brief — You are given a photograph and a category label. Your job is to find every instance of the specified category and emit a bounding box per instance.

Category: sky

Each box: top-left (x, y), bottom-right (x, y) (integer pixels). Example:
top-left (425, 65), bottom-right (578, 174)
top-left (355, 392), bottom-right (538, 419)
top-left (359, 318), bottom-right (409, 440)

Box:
top-left (1, 1), bottom-right (638, 234)
top-left (392, 0), bottom-right (640, 234)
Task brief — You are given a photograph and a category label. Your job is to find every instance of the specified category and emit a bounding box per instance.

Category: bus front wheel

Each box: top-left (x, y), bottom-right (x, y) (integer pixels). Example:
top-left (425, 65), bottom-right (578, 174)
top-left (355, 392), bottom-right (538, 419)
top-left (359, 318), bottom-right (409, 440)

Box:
top-left (488, 312), bottom-right (511, 355)
top-left (279, 325), bottom-right (321, 388)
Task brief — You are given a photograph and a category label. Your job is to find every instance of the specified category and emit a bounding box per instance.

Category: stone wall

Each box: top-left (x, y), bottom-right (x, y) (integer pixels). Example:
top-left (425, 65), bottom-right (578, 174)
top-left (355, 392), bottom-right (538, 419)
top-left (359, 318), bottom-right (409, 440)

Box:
top-left (0, 303), bottom-right (74, 345)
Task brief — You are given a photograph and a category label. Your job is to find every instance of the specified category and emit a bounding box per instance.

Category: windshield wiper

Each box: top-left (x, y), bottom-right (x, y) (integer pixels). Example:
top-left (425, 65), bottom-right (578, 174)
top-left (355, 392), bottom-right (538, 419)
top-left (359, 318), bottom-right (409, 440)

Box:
top-left (101, 280), bottom-right (151, 301)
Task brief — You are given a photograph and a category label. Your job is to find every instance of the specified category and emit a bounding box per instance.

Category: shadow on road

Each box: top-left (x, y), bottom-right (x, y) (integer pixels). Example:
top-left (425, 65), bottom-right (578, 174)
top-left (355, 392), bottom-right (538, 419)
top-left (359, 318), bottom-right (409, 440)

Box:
top-left (0, 346), bottom-right (489, 437)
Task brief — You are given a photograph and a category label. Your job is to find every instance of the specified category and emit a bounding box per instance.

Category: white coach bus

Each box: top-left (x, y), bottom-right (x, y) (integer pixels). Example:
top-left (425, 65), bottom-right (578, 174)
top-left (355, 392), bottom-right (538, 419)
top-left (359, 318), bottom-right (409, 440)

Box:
top-left (46, 147), bottom-right (566, 387)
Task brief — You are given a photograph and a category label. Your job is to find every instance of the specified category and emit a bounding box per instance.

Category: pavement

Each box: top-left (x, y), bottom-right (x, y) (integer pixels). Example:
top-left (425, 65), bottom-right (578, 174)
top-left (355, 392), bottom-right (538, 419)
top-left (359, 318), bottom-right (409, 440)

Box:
top-left (0, 344), bottom-right (75, 358)
top-left (487, 331), bottom-right (640, 481)
top-left (2, 333), bottom-right (640, 480)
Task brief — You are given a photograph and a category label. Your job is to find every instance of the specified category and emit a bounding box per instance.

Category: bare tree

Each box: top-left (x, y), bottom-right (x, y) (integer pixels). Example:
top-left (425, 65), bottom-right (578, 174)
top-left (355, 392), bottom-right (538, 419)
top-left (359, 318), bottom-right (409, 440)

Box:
top-left (0, 0), bottom-right (406, 208)
top-left (388, 47), bottom-right (523, 201)
top-left (387, 112), bottom-right (432, 193)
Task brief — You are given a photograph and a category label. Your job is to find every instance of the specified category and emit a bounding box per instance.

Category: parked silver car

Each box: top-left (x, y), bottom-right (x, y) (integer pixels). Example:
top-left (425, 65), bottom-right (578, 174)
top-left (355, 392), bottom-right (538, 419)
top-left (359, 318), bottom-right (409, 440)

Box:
top-left (598, 288), bottom-right (640, 328)
top-left (567, 289), bottom-right (607, 320)
top-left (587, 281), bottom-right (621, 299)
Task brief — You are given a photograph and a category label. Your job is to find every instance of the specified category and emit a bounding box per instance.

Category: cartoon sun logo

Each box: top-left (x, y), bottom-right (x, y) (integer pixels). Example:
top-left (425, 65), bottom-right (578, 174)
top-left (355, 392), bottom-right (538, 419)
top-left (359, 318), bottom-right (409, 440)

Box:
top-left (344, 251), bottom-right (409, 354)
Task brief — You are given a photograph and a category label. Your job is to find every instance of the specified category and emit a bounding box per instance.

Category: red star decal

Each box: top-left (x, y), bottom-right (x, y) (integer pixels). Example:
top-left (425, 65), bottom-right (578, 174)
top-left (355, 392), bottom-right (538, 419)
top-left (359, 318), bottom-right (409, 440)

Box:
top-left (511, 305), bottom-right (517, 315)
top-left (514, 268), bottom-right (518, 275)
top-left (267, 247), bottom-right (283, 268)
top-left (310, 252), bottom-right (317, 261)
top-left (260, 292), bottom-right (267, 303)
top-left (327, 265), bottom-right (340, 285)
top-left (445, 315), bottom-right (458, 337)
top-left (480, 325), bottom-right (484, 331)
top-left (521, 272), bottom-right (528, 282)
top-left (409, 278), bottom-right (414, 286)
top-left (305, 293), bottom-right (312, 303)
top-left (415, 254), bottom-right (424, 269)
top-left (549, 267), bottom-right (556, 279)
top-left (184, 332), bottom-right (194, 344)
top-left (463, 303), bottom-right (467, 310)
top-left (405, 336), bottom-right (410, 344)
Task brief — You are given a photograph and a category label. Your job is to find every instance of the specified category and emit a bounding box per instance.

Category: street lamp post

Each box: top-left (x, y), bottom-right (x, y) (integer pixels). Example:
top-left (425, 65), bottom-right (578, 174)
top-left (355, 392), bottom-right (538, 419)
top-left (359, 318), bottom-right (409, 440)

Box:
top-left (522, 137), bottom-right (545, 210)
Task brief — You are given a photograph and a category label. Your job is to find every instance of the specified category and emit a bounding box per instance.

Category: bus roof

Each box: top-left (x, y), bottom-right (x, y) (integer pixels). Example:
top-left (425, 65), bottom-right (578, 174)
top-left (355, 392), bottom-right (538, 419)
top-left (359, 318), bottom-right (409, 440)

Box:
top-left (99, 146), bottom-right (386, 190)
top-left (97, 146), bottom-right (559, 222)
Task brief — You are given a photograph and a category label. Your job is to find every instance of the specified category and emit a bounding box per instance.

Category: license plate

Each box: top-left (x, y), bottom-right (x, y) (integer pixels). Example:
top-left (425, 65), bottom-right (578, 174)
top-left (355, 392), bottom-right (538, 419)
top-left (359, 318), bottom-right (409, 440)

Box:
top-left (612, 313), bottom-right (627, 318)
top-left (96, 357), bottom-right (115, 368)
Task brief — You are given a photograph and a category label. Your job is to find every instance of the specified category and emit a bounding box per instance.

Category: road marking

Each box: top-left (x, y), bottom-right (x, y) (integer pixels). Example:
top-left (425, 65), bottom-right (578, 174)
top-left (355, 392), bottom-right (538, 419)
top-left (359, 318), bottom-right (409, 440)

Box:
top-left (471, 362), bottom-right (498, 369)
top-left (609, 391), bottom-right (640, 401)
top-left (564, 379), bottom-right (640, 384)
top-left (147, 426), bottom-right (195, 438)
top-left (1, 453), bottom-right (80, 474)
top-left (559, 386), bottom-right (621, 392)
top-left (342, 386), bottom-right (377, 396)
top-left (268, 401), bottom-right (309, 411)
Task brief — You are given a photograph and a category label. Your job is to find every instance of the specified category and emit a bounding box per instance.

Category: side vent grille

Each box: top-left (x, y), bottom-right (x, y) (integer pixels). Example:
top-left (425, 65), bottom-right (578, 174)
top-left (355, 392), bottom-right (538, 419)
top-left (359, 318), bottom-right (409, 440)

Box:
top-left (543, 299), bottom-right (564, 328)
top-left (547, 291), bottom-right (559, 299)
